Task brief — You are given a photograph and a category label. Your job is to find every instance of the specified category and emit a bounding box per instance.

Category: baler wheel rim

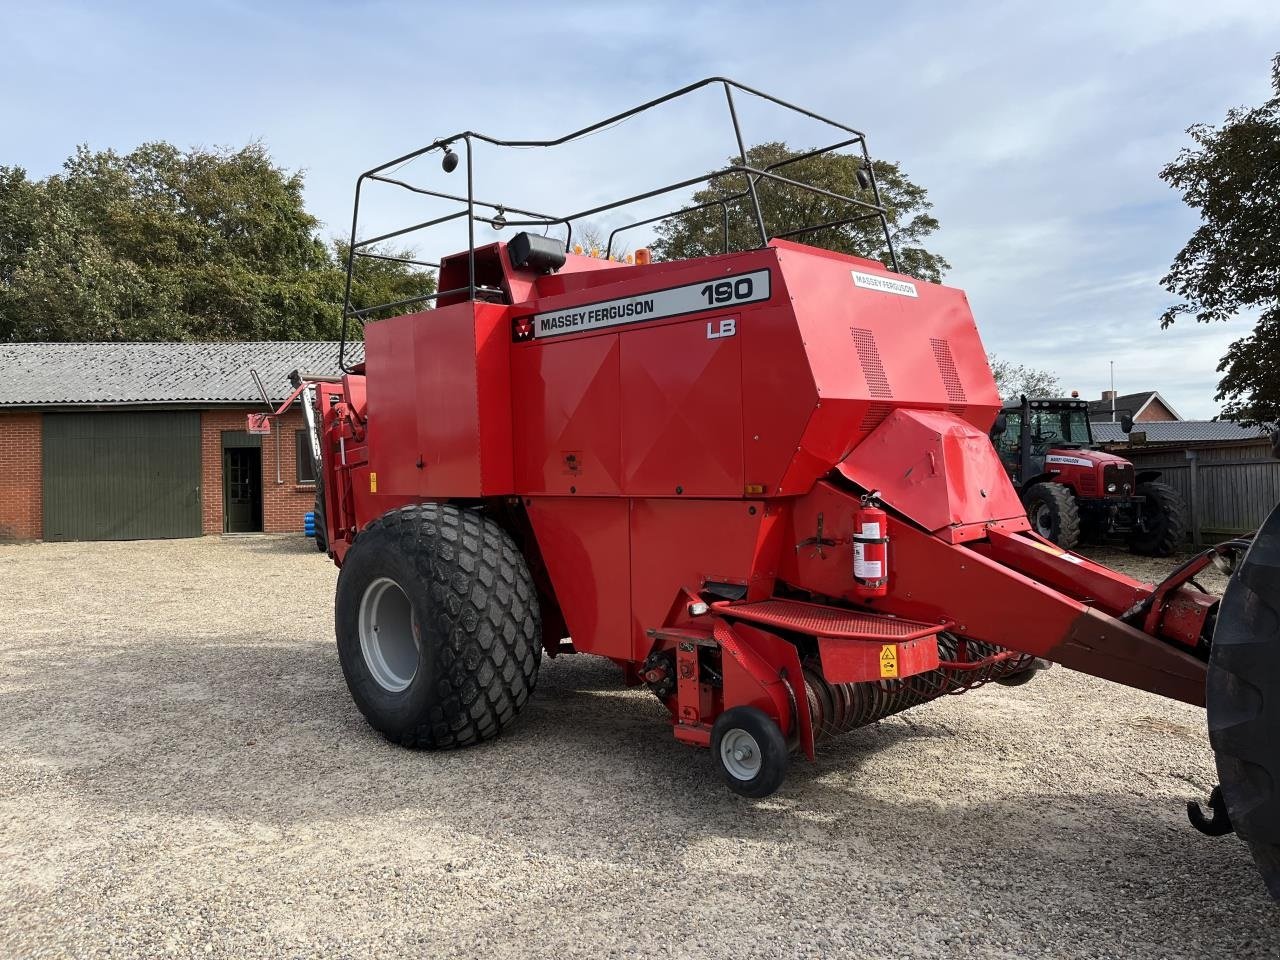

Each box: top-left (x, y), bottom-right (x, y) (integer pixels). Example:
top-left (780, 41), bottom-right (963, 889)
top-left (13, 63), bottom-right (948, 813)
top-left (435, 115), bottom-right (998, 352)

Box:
top-left (719, 728), bottom-right (763, 781)
top-left (358, 576), bottom-right (419, 693)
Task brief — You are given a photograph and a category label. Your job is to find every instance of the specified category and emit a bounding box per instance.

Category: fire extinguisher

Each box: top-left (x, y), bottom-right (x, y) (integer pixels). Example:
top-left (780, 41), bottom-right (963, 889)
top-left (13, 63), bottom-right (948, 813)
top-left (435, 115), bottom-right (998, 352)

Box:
top-left (853, 490), bottom-right (889, 599)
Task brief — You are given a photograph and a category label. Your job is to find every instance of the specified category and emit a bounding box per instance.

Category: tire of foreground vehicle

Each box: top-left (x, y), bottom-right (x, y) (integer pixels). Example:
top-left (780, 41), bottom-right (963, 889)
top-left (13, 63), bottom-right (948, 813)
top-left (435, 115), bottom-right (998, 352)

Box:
top-left (334, 503), bottom-right (541, 749)
top-left (1207, 501), bottom-right (1280, 898)
top-left (1128, 481), bottom-right (1187, 557)
top-left (1022, 482), bottom-right (1081, 549)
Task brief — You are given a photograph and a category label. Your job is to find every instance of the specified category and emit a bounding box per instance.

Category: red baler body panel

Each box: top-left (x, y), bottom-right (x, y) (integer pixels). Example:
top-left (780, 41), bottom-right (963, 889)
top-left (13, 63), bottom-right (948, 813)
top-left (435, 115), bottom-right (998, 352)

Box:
top-left (324, 238), bottom-right (1209, 712)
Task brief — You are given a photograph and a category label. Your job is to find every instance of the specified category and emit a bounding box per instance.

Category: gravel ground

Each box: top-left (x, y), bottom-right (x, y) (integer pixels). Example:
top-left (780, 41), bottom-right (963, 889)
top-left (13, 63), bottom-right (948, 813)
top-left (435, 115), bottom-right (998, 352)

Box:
top-left (0, 536), bottom-right (1275, 959)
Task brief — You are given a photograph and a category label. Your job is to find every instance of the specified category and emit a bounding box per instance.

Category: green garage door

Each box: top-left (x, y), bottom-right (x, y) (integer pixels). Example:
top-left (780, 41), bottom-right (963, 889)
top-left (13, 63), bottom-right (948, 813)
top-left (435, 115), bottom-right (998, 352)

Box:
top-left (42, 412), bottom-right (202, 541)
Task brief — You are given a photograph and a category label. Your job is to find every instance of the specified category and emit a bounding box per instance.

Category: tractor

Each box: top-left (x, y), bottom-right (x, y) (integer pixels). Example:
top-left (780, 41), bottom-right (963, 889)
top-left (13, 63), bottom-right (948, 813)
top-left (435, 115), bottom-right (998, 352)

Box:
top-left (254, 80), bottom-right (1280, 898)
top-left (992, 395), bottom-right (1188, 555)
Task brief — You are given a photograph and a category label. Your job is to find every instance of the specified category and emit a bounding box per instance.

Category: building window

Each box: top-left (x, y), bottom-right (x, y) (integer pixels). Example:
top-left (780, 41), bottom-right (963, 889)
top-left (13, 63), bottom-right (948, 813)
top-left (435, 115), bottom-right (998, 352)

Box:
top-left (296, 430), bottom-right (316, 484)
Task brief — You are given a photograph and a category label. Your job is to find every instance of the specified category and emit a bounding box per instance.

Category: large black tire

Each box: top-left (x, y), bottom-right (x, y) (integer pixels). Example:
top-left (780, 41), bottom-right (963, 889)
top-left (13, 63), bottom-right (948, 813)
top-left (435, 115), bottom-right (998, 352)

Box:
top-left (1128, 481), bottom-right (1187, 557)
top-left (313, 487), bottom-right (328, 554)
top-left (1207, 502), bottom-right (1280, 898)
top-left (1022, 482), bottom-right (1081, 549)
top-left (335, 503), bottom-right (540, 749)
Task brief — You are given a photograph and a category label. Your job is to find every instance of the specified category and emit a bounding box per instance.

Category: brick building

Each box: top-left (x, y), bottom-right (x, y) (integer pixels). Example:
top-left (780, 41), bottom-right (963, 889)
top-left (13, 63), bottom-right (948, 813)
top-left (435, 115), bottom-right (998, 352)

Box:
top-left (1088, 389), bottom-right (1180, 424)
top-left (0, 342), bottom-right (355, 541)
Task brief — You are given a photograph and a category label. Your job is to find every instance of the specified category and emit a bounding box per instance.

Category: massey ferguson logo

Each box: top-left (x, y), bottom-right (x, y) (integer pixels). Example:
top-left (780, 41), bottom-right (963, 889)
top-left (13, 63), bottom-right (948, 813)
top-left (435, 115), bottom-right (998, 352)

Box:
top-left (1046, 454), bottom-right (1095, 468)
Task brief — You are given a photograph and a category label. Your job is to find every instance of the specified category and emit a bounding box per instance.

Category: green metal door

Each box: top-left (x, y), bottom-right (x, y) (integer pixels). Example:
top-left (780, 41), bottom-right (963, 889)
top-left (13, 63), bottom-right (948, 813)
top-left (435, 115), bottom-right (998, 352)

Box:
top-left (42, 412), bottom-right (202, 541)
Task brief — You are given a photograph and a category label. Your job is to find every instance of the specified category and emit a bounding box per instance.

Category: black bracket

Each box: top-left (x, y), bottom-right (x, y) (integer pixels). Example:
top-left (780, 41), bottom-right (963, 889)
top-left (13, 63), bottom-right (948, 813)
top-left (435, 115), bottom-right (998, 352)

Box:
top-left (1187, 785), bottom-right (1234, 837)
top-left (796, 511), bottom-right (839, 559)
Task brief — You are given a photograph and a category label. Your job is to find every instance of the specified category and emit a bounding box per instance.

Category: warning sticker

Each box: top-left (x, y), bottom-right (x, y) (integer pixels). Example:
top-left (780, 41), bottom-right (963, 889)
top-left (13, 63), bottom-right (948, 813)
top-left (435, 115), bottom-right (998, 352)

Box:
top-left (879, 644), bottom-right (899, 678)
top-left (1026, 539), bottom-right (1085, 563)
top-left (369, 472), bottom-right (378, 493)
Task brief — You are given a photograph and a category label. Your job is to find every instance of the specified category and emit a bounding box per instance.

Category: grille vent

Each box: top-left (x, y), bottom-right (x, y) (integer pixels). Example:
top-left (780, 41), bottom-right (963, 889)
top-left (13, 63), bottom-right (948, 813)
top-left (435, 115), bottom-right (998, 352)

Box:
top-left (931, 338), bottom-right (967, 414)
top-left (852, 328), bottom-right (894, 430)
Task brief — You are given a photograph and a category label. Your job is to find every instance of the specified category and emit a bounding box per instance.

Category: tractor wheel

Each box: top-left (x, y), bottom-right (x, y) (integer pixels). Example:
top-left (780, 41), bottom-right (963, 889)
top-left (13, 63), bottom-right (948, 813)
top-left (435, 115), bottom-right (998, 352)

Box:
top-left (1128, 481), bottom-right (1187, 557)
top-left (334, 503), bottom-right (541, 749)
top-left (711, 706), bottom-right (788, 798)
top-left (313, 487), bottom-right (328, 554)
top-left (1022, 483), bottom-right (1081, 549)
top-left (1207, 501), bottom-right (1280, 898)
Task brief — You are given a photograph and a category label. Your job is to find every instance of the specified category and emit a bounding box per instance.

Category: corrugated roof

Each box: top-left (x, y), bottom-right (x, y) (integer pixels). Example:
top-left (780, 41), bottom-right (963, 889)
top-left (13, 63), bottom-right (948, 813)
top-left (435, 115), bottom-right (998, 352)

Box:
top-left (0, 342), bottom-right (363, 407)
top-left (1092, 420), bottom-right (1272, 444)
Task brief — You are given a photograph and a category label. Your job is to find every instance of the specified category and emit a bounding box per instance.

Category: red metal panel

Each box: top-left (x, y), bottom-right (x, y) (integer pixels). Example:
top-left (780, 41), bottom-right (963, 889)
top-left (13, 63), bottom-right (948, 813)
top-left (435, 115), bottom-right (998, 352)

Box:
top-left (629, 498), bottom-right (766, 660)
top-left (410, 303), bottom-right (484, 495)
top-left (363, 303), bottom-right (512, 498)
top-left (473, 302), bottom-right (514, 494)
top-left (363, 311), bottom-right (422, 497)
top-left (525, 497), bottom-right (631, 660)
top-left (817, 635), bottom-right (940, 684)
top-left (975, 527), bottom-right (1150, 615)
top-left (838, 408), bottom-right (1028, 540)
top-left (511, 333), bottom-right (622, 495)
top-left (619, 318), bottom-right (744, 496)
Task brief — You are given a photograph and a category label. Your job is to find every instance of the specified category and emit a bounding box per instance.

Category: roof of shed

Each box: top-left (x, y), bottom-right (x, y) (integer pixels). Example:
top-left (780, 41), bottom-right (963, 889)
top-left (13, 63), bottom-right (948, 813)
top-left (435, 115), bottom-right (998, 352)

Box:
top-left (1087, 391), bottom-right (1181, 421)
top-left (1092, 420), bottom-right (1272, 444)
top-left (0, 342), bottom-right (363, 407)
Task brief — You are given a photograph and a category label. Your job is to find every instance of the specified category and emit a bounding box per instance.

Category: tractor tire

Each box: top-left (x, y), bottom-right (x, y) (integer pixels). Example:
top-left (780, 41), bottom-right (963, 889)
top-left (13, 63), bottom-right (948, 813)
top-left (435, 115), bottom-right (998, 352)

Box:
top-left (313, 487), bottom-right (328, 554)
top-left (334, 503), bottom-right (541, 749)
top-left (1128, 481), bottom-right (1187, 557)
top-left (1022, 483), bottom-right (1081, 549)
top-left (1207, 501), bottom-right (1280, 898)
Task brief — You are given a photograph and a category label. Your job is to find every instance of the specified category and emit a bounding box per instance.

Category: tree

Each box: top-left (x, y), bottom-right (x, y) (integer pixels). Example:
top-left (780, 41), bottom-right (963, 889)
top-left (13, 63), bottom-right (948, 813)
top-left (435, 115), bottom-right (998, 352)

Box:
top-left (0, 142), bottom-right (433, 343)
top-left (988, 354), bottom-right (1063, 401)
top-left (1160, 53), bottom-right (1280, 425)
top-left (650, 141), bottom-right (949, 282)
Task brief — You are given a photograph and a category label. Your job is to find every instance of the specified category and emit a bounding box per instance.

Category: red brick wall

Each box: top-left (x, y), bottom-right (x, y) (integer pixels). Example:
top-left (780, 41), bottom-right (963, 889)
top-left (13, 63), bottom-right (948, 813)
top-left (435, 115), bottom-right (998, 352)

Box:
top-left (1135, 398), bottom-right (1178, 423)
top-left (0, 411), bottom-right (42, 540)
top-left (201, 407), bottom-right (315, 535)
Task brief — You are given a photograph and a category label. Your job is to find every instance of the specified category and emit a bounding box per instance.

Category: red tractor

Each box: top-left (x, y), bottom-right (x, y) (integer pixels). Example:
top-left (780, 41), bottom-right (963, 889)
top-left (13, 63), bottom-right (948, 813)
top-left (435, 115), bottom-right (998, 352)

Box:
top-left (258, 80), bottom-right (1280, 897)
top-left (992, 395), bottom-right (1188, 555)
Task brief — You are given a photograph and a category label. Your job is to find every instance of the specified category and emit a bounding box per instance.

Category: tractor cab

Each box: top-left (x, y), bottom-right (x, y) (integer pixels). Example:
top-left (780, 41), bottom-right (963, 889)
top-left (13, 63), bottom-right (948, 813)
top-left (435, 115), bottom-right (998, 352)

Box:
top-left (992, 396), bottom-right (1126, 485)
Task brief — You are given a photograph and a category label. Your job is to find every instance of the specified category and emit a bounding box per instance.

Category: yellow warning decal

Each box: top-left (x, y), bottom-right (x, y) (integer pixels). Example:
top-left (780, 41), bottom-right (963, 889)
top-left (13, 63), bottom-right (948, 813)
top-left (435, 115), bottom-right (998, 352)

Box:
top-left (1026, 539), bottom-right (1085, 564)
top-left (369, 472), bottom-right (378, 493)
top-left (879, 644), bottom-right (899, 678)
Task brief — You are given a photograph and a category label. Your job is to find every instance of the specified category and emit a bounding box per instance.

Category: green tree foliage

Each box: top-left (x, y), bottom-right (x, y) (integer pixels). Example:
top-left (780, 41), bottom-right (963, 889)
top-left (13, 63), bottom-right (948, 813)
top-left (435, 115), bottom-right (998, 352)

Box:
top-left (988, 354), bottom-right (1062, 401)
top-left (0, 143), bottom-right (433, 342)
top-left (1160, 53), bottom-right (1280, 424)
top-left (650, 141), bottom-right (950, 282)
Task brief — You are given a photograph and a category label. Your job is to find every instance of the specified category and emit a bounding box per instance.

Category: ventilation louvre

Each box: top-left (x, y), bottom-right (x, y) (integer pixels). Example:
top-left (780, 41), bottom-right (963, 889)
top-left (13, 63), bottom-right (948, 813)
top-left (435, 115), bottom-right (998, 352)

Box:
top-left (852, 328), bottom-right (894, 430)
top-left (931, 338), bottom-right (967, 415)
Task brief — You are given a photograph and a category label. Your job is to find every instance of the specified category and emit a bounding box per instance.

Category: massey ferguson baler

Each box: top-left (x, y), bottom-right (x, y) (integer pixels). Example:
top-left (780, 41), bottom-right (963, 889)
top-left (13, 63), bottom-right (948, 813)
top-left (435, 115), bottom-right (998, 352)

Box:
top-left (278, 80), bottom-right (1280, 896)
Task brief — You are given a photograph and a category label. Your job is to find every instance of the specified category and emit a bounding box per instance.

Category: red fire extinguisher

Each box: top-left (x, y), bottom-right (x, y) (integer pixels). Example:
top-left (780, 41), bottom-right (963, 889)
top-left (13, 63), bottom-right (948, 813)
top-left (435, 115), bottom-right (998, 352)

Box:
top-left (853, 491), bottom-right (889, 599)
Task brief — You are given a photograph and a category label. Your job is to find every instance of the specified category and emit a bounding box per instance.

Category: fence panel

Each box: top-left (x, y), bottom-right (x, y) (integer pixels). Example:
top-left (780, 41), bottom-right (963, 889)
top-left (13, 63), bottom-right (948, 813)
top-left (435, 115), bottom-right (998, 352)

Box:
top-left (1123, 447), bottom-right (1280, 540)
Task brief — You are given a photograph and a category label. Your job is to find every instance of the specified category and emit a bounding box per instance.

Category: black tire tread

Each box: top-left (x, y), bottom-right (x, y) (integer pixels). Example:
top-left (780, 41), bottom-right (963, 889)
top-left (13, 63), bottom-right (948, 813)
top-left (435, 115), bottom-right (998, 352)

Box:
top-left (1208, 503), bottom-right (1280, 898)
top-left (336, 503), bottom-right (540, 750)
top-left (313, 487), bottom-right (328, 554)
top-left (1128, 481), bottom-right (1187, 557)
top-left (1023, 482), bottom-right (1081, 549)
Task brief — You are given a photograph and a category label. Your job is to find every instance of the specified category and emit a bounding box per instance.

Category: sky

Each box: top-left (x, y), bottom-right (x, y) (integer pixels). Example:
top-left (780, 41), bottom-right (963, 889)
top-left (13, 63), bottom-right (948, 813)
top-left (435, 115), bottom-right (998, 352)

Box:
top-left (3, 0), bottom-right (1278, 418)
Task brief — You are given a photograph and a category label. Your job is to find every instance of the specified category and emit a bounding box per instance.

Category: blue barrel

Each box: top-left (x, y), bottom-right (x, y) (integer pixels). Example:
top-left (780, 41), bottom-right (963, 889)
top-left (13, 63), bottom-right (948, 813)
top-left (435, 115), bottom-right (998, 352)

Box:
top-left (304, 511), bottom-right (317, 537)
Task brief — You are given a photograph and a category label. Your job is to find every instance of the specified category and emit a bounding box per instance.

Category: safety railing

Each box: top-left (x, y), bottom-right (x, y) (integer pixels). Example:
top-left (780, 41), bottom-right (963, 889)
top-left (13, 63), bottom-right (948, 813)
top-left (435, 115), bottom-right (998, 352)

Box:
top-left (340, 77), bottom-right (897, 370)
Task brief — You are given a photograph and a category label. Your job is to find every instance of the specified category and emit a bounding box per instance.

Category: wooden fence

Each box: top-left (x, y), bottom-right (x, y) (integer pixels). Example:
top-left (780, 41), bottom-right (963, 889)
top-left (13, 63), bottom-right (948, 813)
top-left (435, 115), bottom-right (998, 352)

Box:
top-left (1121, 440), bottom-right (1280, 545)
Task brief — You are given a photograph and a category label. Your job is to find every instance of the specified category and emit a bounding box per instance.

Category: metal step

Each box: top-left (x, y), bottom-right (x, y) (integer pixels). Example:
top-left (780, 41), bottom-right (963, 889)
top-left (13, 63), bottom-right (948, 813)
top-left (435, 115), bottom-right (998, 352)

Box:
top-left (711, 598), bottom-right (947, 641)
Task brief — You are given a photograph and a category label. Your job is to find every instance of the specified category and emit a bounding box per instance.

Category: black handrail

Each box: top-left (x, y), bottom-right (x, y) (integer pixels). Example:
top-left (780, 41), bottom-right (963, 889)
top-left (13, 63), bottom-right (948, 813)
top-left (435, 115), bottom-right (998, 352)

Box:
top-left (339, 78), bottom-right (896, 372)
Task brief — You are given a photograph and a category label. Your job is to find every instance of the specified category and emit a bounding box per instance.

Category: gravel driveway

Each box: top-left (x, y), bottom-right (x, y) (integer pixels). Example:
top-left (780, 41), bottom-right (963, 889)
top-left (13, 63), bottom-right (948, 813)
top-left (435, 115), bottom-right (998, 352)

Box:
top-left (0, 536), bottom-right (1275, 959)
